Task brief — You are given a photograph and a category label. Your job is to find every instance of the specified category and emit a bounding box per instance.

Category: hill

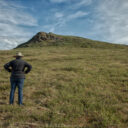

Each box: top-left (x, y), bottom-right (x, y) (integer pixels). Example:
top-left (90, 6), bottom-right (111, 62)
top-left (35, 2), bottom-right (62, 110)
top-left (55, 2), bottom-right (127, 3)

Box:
top-left (0, 34), bottom-right (128, 127)
top-left (16, 32), bottom-right (127, 49)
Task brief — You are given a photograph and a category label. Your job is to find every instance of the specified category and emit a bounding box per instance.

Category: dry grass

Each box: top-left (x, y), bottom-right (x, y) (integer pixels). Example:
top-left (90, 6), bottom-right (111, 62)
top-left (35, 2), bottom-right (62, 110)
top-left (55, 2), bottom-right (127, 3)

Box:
top-left (0, 46), bottom-right (128, 128)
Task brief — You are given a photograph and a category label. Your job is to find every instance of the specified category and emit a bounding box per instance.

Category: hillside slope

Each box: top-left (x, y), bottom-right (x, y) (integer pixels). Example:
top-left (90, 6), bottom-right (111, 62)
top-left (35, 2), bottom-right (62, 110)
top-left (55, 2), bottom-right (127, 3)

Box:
top-left (16, 32), bottom-right (128, 49)
top-left (0, 46), bottom-right (128, 128)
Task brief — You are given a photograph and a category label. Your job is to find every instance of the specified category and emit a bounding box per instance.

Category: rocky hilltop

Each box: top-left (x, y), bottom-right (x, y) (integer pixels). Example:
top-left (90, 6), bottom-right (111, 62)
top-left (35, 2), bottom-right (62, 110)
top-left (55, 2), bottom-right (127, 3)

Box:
top-left (29, 32), bottom-right (62, 42)
top-left (16, 32), bottom-right (127, 49)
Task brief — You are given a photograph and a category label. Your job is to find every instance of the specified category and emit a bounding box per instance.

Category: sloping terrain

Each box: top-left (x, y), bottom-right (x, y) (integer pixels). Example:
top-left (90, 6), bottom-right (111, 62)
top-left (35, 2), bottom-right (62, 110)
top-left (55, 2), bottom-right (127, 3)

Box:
top-left (0, 45), bottom-right (128, 128)
top-left (16, 32), bottom-right (127, 49)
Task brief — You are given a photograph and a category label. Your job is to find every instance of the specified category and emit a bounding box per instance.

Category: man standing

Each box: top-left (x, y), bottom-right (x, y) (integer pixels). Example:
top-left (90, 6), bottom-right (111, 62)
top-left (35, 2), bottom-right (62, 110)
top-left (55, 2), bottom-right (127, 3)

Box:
top-left (4, 52), bottom-right (32, 105)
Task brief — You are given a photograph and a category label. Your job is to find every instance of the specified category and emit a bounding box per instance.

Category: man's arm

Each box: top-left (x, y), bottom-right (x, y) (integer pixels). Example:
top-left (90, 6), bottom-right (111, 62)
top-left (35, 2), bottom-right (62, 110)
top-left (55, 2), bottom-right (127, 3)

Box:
top-left (4, 61), bottom-right (12, 72)
top-left (24, 62), bottom-right (32, 74)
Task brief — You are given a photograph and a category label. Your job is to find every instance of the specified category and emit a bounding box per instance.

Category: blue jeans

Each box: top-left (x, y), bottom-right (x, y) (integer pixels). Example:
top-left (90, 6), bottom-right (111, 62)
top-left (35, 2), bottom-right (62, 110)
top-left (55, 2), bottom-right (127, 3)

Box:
top-left (10, 78), bottom-right (24, 105)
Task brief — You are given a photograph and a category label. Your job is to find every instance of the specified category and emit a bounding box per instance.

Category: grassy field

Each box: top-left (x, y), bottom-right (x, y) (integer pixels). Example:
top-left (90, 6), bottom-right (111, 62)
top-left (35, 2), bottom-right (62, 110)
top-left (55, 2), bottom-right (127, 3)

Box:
top-left (0, 46), bottom-right (128, 128)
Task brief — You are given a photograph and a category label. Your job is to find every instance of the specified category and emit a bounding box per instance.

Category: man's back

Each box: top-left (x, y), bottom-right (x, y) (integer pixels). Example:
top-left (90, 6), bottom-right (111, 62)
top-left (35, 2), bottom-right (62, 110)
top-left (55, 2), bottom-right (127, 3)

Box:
top-left (4, 58), bottom-right (32, 78)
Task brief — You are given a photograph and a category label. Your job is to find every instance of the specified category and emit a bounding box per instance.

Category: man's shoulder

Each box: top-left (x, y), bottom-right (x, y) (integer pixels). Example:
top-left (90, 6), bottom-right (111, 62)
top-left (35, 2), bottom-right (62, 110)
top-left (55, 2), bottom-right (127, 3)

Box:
top-left (11, 59), bottom-right (30, 65)
top-left (19, 59), bottom-right (29, 65)
top-left (9, 59), bottom-right (16, 63)
top-left (12, 59), bottom-right (25, 63)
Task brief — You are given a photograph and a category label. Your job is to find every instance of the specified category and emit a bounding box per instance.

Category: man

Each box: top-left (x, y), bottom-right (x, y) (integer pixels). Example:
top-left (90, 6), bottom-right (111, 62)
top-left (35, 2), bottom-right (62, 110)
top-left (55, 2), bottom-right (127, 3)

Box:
top-left (4, 52), bottom-right (32, 105)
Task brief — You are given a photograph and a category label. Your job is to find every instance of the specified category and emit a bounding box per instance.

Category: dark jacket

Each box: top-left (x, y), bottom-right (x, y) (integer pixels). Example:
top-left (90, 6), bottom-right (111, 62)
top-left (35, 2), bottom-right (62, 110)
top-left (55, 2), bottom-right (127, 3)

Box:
top-left (4, 58), bottom-right (32, 78)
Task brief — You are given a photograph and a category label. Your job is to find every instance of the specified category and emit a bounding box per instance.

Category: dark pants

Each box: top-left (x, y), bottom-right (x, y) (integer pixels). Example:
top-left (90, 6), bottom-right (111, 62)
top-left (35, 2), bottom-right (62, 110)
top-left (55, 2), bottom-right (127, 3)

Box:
top-left (10, 78), bottom-right (24, 105)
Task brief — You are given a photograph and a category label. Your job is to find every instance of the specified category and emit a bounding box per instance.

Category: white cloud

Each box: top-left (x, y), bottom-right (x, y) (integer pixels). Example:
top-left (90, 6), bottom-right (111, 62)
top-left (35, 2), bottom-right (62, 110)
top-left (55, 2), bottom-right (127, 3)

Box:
top-left (0, 36), bottom-right (29, 50)
top-left (67, 11), bottom-right (88, 20)
top-left (43, 10), bottom-right (88, 33)
top-left (0, 1), bottom-right (38, 50)
top-left (71, 0), bottom-right (92, 9)
top-left (50, 0), bottom-right (128, 45)
top-left (0, 23), bottom-right (31, 37)
top-left (50, 0), bottom-right (69, 3)
top-left (92, 0), bottom-right (128, 44)
top-left (55, 12), bottom-right (64, 18)
top-left (0, 1), bottom-right (37, 26)
top-left (46, 0), bottom-right (91, 33)
top-left (50, 0), bottom-right (92, 6)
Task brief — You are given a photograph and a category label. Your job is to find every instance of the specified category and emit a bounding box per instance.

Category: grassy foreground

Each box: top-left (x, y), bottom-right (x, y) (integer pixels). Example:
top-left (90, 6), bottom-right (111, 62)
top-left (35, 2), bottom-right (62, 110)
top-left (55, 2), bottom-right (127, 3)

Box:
top-left (0, 46), bottom-right (128, 128)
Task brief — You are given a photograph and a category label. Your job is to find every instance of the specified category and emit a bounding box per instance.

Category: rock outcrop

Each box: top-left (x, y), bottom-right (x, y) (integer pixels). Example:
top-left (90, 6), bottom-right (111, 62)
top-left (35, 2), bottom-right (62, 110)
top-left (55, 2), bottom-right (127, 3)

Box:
top-left (29, 32), bottom-right (62, 43)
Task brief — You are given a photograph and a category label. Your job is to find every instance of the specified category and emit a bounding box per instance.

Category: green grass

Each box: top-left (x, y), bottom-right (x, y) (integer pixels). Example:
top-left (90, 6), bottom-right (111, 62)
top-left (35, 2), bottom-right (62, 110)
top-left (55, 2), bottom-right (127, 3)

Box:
top-left (0, 46), bottom-right (128, 128)
top-left (17, 32), bottom-right (128, 49)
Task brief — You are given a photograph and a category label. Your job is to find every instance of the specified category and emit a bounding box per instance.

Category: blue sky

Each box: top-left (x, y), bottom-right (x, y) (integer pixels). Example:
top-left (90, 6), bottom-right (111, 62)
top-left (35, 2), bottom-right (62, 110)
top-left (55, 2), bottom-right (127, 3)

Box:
top-left (0, 0), bottom-right (128, 49)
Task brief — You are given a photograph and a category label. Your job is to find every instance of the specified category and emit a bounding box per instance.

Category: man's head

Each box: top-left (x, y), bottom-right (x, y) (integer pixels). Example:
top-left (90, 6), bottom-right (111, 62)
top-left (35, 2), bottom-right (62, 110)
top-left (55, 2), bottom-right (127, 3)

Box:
top-left (14, 52), bottom-right (24, 59)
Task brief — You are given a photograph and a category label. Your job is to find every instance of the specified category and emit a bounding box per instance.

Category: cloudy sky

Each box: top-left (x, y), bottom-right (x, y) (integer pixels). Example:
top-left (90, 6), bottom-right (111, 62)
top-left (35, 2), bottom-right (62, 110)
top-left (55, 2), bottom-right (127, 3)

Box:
top-left (0, 0), bottom-right (128, 49)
